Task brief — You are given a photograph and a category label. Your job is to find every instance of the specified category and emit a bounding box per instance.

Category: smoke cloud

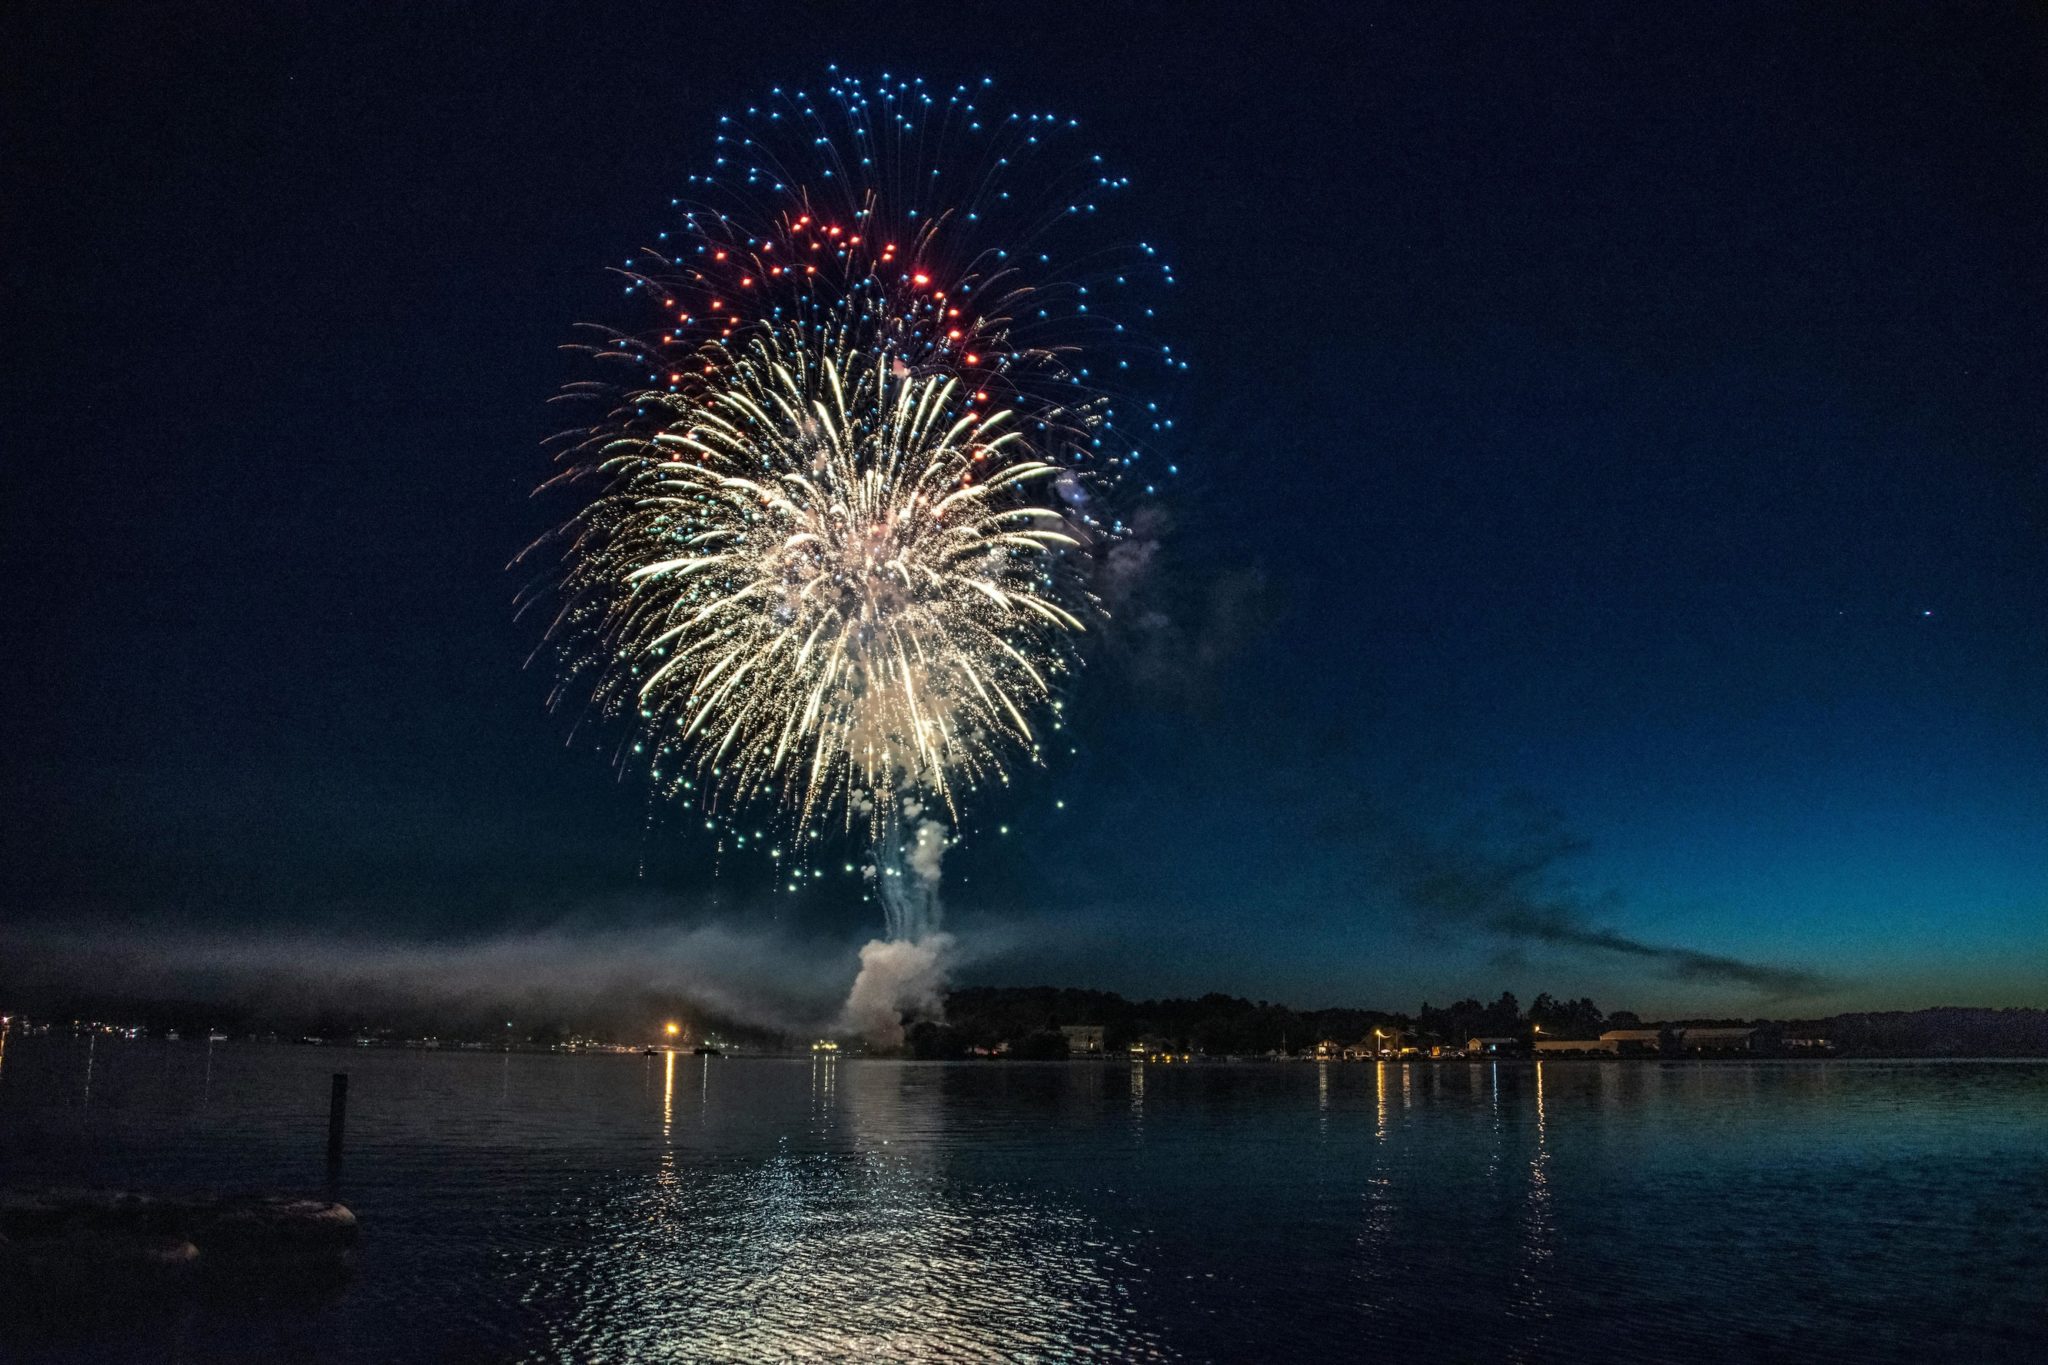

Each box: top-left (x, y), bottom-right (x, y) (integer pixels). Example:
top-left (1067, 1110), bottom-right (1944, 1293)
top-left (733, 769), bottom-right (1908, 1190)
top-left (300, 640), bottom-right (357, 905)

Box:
top-left (0, 919), bottom-right (867, 1040)
top-left (1098, 505), bottom-right (1272, 712)
top-left (838, 933), bottom-right (956, 1048)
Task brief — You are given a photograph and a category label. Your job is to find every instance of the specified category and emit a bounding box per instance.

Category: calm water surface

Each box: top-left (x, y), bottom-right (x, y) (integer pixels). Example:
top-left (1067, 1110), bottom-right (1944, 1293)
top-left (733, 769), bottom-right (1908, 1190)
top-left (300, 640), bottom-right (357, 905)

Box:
top-left (0, 1037), bottom-right (2042, 1362)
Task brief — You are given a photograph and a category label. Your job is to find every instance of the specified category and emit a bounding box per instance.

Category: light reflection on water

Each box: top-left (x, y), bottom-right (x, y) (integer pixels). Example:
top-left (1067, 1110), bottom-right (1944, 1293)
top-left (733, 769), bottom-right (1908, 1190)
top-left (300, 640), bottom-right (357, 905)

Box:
top-left (1, 1043), bottom-right (2045, 1362)
top-left (1511, 1062), bottom-right (1555, 1361)
top-left (522, 1057), bottom-right (1159, 1362)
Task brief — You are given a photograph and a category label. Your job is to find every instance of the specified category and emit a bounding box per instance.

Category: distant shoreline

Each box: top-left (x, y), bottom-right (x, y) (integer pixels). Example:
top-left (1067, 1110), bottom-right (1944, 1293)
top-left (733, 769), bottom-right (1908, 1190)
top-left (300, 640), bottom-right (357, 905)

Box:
top-left (9, 999), bottom-right (2048, 1062)
top-left (10, 1033), bottom-right (2044, 1066)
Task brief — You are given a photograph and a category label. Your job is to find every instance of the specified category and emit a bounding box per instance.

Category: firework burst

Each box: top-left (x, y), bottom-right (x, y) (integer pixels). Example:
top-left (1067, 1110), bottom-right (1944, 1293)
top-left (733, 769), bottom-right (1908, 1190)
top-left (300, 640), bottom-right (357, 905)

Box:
top-left (519, 71), bottom-right (1180, 899)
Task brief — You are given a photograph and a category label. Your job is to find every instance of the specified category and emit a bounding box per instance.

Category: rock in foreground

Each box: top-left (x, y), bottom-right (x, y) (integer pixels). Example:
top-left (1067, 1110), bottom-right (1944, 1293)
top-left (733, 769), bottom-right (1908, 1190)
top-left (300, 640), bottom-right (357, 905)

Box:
top-left (0, 1188), bottom-right (357, 1303)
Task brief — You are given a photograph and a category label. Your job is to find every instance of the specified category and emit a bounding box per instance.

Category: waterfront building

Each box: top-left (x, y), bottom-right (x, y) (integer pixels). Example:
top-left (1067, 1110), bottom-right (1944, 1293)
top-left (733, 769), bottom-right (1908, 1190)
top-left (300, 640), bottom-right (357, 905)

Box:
top-left (1535, 1037), bottom-right (1617, 1055)
top-left (1131, 1035), bottom-right (1185, 1062)
top-left (1681, 1027), bottom-right (1759, 1053)
top-left (1599, 1028), bottom-right (1666, 1055)
top-left (1060, 1025), bottom-right (1106, 1056)
top-left (1466, 1036), bottom-right (1522, 1056)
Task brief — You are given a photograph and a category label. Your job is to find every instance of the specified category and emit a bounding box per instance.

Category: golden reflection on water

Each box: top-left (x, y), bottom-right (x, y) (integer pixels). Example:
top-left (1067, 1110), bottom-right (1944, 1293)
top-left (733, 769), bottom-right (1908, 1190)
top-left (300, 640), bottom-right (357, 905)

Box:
top-left (655, 1050), bottom-right (680, 1199)
top-left (1374, 1059), bottom-right (1388, 1143)
top-left (660, 1048), bottom-right (675, 1143)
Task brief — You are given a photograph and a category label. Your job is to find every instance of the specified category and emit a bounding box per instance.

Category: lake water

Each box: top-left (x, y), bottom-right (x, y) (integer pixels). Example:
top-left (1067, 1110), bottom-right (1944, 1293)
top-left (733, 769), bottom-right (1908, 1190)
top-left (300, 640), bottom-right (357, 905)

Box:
top-left (0, 1037), bottom-right (2042, 1362)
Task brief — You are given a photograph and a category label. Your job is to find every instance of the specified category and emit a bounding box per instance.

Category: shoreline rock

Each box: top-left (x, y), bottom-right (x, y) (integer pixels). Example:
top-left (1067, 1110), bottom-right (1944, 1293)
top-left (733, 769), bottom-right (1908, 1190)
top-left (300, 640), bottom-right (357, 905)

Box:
top-left (0, 1188), bottom-right (357, 1301)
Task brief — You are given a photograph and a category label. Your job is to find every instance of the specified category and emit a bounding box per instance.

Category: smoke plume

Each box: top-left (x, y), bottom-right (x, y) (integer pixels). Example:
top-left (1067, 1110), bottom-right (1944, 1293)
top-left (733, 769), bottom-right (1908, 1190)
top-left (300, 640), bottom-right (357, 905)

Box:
top-left (837, 933), bottom-right (956, 1048)
top-left (868, 797), bottom-right (949, 942)
top-left (843, 798), bottom-right (955, 1046)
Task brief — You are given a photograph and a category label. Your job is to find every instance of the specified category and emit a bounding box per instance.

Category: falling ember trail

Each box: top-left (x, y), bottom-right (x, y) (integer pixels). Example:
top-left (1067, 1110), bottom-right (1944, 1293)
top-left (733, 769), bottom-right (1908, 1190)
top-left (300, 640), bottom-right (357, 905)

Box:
top-left (871, 798), bottom-right (949, 942)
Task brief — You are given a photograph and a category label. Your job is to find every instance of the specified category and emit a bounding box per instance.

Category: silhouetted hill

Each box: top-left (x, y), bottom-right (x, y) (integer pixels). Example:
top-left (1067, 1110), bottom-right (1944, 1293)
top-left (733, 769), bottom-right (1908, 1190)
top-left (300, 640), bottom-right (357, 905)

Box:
top-left (1786, 1007), bottom-right (2048, 1057)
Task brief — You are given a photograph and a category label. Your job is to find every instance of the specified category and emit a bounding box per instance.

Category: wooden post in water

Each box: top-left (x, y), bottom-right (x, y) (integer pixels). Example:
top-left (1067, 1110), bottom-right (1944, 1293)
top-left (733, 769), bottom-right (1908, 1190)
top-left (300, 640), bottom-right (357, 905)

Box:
top-left (327, 1072), bottom-right (349, 1159)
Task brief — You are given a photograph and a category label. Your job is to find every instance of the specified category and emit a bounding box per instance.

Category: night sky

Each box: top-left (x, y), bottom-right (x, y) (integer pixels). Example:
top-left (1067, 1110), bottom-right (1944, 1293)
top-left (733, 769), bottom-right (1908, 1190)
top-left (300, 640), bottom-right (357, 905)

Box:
top-left (5, 3), bottom-right (2044, 1017)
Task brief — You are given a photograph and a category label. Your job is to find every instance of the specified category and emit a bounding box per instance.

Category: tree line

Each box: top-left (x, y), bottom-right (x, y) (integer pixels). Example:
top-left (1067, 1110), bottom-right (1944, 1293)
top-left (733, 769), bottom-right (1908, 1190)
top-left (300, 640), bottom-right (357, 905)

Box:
top-left (913, 988), bottom-right (2048, 1059)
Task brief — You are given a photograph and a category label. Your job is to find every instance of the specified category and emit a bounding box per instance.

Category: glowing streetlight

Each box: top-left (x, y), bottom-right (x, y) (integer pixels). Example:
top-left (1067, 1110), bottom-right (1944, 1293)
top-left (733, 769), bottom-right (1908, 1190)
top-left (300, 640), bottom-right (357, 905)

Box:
top-left (664, 1021), bottom-right (680, 1039)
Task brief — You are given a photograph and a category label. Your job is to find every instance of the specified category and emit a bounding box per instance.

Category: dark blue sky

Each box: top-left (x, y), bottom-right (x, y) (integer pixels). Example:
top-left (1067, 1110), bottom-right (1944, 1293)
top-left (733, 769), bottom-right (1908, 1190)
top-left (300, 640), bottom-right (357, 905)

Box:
top-left (4, 3), bottom-right (2043, 1015)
